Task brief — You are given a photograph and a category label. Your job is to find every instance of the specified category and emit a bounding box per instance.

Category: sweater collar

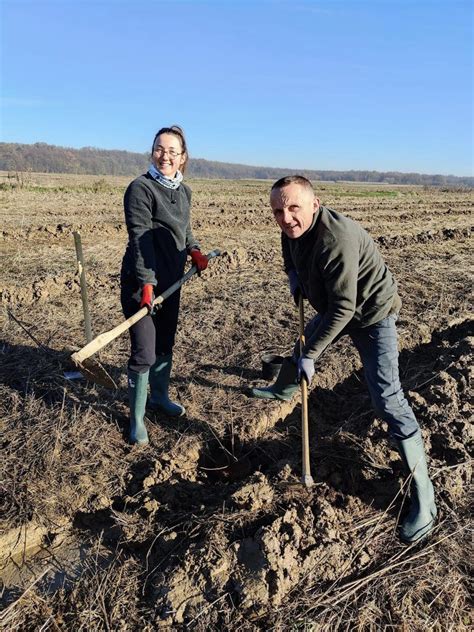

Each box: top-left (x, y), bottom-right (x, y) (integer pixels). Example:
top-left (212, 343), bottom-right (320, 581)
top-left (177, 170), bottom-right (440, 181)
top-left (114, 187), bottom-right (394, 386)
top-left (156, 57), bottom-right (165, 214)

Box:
top-left (148, 164), bottom-right (183, 189)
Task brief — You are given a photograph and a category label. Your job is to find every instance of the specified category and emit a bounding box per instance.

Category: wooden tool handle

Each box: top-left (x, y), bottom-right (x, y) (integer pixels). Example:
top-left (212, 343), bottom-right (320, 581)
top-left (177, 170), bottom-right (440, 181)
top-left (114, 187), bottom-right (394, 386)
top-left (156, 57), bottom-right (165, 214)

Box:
top-left (299, 295), bottom-right (314, 487)
top-left (72, 305), bottom-right (149, 363)
top-left (299, 296), bottom-right (305, 350)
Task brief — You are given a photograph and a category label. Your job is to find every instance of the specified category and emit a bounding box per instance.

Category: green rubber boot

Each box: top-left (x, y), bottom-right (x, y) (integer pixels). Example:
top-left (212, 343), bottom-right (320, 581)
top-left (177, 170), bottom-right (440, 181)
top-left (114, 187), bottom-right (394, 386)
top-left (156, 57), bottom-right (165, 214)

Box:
top-left (251, 358), bottom-right (299, 401)
top-left (127, 369), bottom-right (149, 445)
top-left (148, 353), bottom-right (185, 417)
top-left (396, 431), bottom-right (437, 543)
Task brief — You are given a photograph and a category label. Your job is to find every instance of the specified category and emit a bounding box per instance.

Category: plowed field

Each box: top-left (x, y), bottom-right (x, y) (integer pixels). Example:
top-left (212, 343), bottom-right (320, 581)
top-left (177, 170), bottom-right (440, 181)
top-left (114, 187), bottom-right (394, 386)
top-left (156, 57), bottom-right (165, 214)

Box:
top-left (1, 172), bottom-right (472, 630)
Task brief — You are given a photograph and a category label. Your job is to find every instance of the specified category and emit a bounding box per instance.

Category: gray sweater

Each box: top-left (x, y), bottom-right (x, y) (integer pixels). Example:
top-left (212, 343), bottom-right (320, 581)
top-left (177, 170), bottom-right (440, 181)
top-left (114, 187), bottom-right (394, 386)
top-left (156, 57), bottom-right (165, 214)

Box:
top-left (122, 174), bottom-right (199, 286)
top-left (282, 206), bottom-right (401, 360)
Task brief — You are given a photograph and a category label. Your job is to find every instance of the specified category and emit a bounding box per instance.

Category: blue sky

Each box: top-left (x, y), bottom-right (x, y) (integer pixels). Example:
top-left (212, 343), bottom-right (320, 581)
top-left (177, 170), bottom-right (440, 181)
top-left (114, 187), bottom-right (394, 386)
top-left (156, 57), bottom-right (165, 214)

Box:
top-left (1, 0), bottom-right (473, 175)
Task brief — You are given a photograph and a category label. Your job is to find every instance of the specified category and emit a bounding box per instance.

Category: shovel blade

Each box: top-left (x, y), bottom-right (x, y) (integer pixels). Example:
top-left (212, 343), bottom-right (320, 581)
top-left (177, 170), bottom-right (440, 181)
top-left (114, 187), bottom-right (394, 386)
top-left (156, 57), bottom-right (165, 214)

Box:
top-left (72, 356), bottom-right (117, 389)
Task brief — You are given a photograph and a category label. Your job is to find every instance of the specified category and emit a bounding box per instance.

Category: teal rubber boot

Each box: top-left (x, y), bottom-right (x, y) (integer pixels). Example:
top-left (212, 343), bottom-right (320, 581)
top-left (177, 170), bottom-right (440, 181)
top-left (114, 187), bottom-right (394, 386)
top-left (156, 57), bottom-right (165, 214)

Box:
top-left (251, 358), bottom-right (299, 401)
top-left (148, 353), bottom-right (185, 417)
top-left (396, 431), bottom-right (437, 543)
top-left (127, 369), bottom-right (149, 445)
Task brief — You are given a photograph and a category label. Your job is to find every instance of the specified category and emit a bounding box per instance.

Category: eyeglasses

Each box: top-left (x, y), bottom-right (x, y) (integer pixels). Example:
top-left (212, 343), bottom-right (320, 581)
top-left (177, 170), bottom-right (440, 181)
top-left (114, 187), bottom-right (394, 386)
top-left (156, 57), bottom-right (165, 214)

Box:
top-left (153, 146), bottom-right (182, 159)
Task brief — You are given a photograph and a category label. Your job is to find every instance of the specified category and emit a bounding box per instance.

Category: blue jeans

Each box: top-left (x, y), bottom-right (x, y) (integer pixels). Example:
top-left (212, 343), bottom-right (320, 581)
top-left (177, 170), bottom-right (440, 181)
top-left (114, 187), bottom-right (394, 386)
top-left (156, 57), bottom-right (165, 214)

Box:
top-left (299, 314), bottom-right (419, 440)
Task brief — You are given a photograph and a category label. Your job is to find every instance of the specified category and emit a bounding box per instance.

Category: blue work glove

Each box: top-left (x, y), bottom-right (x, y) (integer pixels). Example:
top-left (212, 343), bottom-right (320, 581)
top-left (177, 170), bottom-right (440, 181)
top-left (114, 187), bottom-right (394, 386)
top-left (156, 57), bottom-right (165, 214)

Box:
top-left (288, 269), bottom-right (306, 306)
top-left (298, 356), bottom-right (314, 384)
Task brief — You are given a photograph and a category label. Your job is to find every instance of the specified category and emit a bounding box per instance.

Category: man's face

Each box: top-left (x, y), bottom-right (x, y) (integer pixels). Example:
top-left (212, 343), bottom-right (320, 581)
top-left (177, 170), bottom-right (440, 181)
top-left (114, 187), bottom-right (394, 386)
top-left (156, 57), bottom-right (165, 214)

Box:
top-left (270, 183), bottom-right (320, 239)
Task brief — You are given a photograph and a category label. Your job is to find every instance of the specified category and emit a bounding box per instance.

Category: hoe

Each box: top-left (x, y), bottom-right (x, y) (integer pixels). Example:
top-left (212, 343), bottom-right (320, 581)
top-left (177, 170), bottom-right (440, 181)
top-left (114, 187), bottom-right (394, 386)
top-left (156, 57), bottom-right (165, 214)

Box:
top-left (71, 249), bottom-right (221, 388)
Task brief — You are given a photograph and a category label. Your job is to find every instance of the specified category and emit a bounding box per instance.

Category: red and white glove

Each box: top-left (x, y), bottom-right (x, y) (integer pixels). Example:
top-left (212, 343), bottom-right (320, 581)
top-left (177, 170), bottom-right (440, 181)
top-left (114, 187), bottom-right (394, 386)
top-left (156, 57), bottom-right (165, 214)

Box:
top-left (190, 248), bottom-right (208, 273)
top-left (140, 284), bottom-right (155, 312)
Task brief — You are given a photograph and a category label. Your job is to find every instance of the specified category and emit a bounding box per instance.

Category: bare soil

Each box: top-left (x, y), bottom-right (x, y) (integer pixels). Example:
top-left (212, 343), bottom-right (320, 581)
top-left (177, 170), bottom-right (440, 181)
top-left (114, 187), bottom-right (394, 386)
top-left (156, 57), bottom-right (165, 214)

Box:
top-left (0, 172), bottom-right (472, 630)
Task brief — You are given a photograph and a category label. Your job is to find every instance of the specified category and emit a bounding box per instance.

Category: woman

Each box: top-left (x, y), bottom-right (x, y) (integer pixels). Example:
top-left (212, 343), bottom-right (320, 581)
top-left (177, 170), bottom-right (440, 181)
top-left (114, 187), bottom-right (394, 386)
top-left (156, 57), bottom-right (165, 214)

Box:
top-left (121, 126), bottom-right (208, 445)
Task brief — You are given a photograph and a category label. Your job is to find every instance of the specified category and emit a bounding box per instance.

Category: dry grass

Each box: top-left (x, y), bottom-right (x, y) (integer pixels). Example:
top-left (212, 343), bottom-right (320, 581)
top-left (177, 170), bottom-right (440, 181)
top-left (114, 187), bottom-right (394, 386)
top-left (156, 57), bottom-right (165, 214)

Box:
top-left (0, 173), bottom-right (472, 630)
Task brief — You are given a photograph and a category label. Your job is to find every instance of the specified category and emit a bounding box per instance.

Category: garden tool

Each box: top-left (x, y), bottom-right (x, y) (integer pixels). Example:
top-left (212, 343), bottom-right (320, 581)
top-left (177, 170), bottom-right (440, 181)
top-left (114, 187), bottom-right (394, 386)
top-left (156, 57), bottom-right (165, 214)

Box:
top-left (71, 249), bottom-right (221, 388)
top-left (299, 295), bottom-right (314, 488)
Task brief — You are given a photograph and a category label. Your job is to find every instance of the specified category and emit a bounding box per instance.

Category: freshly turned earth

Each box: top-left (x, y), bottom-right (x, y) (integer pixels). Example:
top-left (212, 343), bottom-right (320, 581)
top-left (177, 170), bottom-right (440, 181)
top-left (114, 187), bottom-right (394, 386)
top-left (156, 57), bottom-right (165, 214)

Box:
top-left (0, 173), bottom-right (472, 630)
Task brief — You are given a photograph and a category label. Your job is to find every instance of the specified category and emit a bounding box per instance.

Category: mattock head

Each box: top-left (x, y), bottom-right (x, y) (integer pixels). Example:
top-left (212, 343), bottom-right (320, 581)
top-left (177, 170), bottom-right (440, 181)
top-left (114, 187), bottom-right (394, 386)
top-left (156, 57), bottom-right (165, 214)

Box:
top-left (71, 355), bottom-right (117, 389)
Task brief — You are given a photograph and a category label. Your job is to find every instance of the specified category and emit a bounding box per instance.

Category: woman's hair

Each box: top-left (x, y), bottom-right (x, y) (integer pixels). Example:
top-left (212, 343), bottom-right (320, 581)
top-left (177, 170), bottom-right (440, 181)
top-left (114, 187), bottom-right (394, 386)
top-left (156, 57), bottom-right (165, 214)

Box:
top-left (151, 125), bottom-right (189, 173)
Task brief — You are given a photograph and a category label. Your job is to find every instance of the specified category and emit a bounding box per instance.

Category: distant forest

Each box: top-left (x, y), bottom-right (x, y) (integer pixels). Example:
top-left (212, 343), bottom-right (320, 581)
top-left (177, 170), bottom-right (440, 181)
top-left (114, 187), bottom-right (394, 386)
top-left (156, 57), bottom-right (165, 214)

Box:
top-left (0, 142), bottom-right (472, 186)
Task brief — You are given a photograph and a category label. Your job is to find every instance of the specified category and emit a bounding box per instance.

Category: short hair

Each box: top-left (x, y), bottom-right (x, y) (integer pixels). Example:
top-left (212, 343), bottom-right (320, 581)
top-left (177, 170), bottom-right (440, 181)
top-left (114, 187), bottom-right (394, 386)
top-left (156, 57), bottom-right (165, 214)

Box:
top-left (151, 125), bottom-right (189, 173)
top-left (271, 175), bottom-right (314, 194)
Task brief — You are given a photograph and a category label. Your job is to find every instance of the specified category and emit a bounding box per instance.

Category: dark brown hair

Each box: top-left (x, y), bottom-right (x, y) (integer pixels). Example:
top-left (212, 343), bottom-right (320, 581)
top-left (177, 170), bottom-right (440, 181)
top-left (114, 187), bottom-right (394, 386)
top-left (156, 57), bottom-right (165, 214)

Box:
top-left (151, 125), bottom-right (189, 173)
top-left (271, 175), bottom-right (314, 193)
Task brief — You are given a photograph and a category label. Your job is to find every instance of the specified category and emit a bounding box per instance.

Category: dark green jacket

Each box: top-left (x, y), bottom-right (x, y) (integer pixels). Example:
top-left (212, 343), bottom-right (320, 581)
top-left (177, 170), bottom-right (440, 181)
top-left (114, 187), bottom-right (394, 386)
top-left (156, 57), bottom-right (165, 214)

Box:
top-left (282, 206), bottom-right (401, 360)
top-left (122, 174), bottom-right (199, 286)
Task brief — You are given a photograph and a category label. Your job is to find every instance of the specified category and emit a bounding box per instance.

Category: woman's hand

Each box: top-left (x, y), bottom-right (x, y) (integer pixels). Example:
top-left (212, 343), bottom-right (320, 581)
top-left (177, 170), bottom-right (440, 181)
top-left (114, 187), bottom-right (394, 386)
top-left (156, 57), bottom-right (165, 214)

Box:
top-left (190, 248), bottom-right (208, 273)
top-left (140, 284), bottom-right (155, 312)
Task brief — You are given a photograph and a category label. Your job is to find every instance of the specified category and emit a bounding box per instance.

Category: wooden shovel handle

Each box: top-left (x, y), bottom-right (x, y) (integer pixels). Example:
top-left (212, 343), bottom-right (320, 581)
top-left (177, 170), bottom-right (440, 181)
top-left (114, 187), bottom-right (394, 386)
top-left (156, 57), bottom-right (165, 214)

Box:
top-left (71, 249), bottom-right (221, 364)
top-left (299, 295), bottom-right (314, 487)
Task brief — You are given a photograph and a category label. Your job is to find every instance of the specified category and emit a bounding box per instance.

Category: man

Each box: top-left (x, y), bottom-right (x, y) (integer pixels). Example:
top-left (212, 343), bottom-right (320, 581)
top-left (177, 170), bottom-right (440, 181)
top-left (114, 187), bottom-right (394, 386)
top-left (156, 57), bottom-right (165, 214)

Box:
top-left (252, 175), bottom-right (436, 543)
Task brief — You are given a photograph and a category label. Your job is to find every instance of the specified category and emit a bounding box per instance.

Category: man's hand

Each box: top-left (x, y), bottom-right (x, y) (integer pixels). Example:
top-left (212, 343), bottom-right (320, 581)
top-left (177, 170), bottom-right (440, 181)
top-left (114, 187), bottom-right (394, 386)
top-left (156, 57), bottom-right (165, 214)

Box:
top-left (140, 284), bottom-right (155, 312)
top-left (288, 269), bottom-right (305, 306)
top-left (298, 356), bottom-right (314, 384)
top-left (190, 248), bottom-right (208, 273)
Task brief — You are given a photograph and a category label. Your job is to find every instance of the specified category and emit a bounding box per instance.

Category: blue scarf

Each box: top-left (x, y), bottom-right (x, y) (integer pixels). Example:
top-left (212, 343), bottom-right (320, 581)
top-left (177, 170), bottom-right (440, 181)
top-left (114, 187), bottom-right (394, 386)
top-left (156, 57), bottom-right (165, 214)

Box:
top-left (148, 164), bottom-right (183, 189)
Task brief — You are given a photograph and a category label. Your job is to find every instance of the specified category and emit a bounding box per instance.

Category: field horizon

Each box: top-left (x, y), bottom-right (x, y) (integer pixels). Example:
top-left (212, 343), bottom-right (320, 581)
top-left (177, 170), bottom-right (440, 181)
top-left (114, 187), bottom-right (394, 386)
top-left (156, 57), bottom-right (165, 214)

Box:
top-left (2, 142), bottom-right (473, 185)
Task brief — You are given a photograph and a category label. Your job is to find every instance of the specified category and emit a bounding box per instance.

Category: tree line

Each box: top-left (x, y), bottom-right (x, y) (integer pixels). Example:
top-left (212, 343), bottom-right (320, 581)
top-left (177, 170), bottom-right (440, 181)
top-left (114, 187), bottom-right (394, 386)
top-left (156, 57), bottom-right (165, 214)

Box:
top-left (0, 142), bottom-right (472, 186)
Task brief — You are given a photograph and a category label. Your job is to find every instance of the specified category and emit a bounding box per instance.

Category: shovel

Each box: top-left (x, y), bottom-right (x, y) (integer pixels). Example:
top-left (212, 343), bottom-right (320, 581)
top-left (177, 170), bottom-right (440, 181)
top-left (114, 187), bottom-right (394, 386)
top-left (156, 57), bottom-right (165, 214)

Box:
top-left (299, 295), bottom-right (314, 488)
top-left (71, 249), bottom-right (221, 388)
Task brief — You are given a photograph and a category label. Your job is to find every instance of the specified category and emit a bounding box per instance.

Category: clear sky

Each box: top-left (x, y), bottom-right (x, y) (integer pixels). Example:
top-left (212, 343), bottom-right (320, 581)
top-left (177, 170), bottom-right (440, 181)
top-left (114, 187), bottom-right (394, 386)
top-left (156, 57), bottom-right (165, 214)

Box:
top-left (1, 0), bottom-right (473, 176)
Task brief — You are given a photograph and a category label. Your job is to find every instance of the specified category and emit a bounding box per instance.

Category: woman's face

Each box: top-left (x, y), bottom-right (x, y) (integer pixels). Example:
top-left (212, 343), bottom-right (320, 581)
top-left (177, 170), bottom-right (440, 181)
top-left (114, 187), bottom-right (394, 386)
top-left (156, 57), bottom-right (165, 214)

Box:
top-left (152, 133), bottom-right (186, 178)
